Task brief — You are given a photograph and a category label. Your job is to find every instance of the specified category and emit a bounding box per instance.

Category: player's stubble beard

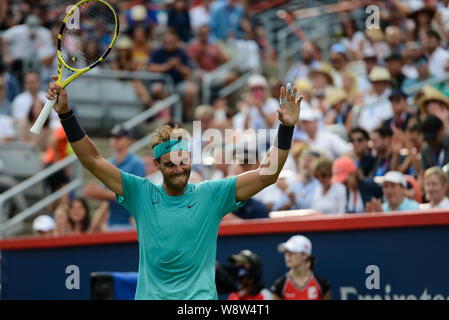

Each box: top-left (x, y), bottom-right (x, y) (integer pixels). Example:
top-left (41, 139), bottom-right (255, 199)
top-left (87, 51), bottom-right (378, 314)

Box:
top-left (163, 167), bottom-right (191, 192)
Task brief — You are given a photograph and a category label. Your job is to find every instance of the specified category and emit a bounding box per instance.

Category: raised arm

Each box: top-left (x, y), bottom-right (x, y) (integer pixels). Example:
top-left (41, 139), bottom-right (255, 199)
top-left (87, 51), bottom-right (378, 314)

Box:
top-left (236, 84), bottom-right (302, 202)
top-left (47, 76), bottom-right (123, 196)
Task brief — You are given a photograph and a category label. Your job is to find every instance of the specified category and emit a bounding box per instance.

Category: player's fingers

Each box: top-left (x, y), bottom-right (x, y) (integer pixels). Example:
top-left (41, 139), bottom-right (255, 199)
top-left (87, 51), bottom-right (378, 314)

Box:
top-left (279, 87), bottom-right (286, 105)
top-left (286, 83), bottom-right (293, 101)
top-left (290, 86), bottom-right (297, 101)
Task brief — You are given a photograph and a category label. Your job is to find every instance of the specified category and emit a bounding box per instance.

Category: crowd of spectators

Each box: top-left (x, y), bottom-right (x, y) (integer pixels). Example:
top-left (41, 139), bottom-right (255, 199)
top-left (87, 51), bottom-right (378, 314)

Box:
top-left (2, 0), bottom-right (449, 235)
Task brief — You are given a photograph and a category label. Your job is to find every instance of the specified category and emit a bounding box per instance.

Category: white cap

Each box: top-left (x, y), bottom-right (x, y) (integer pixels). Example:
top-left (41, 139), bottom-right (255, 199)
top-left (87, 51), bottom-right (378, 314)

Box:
top-left (382, 171), bottom-right (407, 187)
top-left (33, 215), bottom-right (55, 233)
top-left (278, 235), bottom-right (312, 255)
top-left (248, 74), bottom-right (268, 88)
top-left (300, 107), bottom-right (321, 121)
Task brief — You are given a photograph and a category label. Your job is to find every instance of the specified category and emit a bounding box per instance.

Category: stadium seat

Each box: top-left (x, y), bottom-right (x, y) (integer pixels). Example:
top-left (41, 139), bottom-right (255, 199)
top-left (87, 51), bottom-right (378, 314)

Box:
top-left (0, 142), bottom-right (46, 197)
top-left (67, 78), bottom-right (143, 132)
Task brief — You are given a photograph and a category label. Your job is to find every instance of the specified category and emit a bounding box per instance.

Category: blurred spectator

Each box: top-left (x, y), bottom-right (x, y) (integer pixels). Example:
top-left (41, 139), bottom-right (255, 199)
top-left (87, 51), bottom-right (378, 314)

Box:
top-left (1, 14), bottom-right (53, 83)
top-left (296, 107), bottom-right (351, 161)
top-left (422, 166), bottom-right (449, 208)
top-left (382, 89), bottom-right (414, 132)
top-left (0, 113), bottom-right (15, 141)
top-left (83, 125), bottom-right (145, 230)
top-left (311, 157), bottom-right (346, 214)
top-left (130, 25), bottom-right (152, 71)
top-left (424, 29), bottom-right (449, 78)
top-left (271, 235), bottom-right (331, 300)
top-left (401, 42), bottom-right (420, 80)
top-left (273, 149), bottom-right (321, 211)
top-left (366, 171), bottom-right (420, 212)
top-left (349, 127), bottom-right (376, 177)
top-left (370, 126), bottom-right (407, 177)
top-left (402, 55), bottom-right (434, 88)
top-left (67, 197), bottom-right (91, 234)
top-left (364, 28), bottom-right (389, 62)
top-left (189, 0), bottom-right (212, 32)
top-left (328, 43), bottom-right (350, 88)
top-left (357, 66), bottom-right (393, 133)
top-left (11, 70), bottom-right (58, 129)
top-left (308, 62), bottom-right (334, 92)
top-left (331, 157), bottom-right (382, 213)
top-left (323, 86), bottom-right (353, 133)
top-left (385, 54), bottom-right (406, 89)
top-left (32, 214), bottom-right (55, 236)
top-left (227, 250), bottom-right (271, 300)
top-left (0, 1), bottom-right (14, 31)
top-left (167, 0), bottom-right (192, 43)
top-left (385, 26), bottom-right (406, 55)
top-left (209, 0), bottom-right (244, 41)
top-left (148, 30), bottom-right (198, 121)
top-left (341, 70), bottom-right (364, 107)
top-left (111, 36), bottom-right (154, 112)
top-left (53, 204), bottom-right (69, 236)
top-left (419, 116), bottom-right (449, 170)
top-left (408, 6), bottom-right (436, 42)
top-left (18, 99), bottom-right (51, 152)
top-left (294, 79), bottom-right (313, 105)
top-left (285, 42), bottom-right (319, 84)
top-left (125, 3), bottom-right (158, 30)
top-left (187, 24), bottom-right (237, 89)
top-left (417, 86), bottom-right (449, 131)
top-left (233, 74), bottom-right (279, 131)
top-left (339, 17), bottom-right (366, 60)
top-left (0, 62), bottom-right (21, 102)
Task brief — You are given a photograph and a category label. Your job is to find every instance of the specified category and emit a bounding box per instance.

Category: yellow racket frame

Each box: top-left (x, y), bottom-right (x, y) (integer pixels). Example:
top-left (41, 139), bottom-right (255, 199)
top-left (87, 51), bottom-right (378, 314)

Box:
top-left (56, 0), bottom-right (119, 87)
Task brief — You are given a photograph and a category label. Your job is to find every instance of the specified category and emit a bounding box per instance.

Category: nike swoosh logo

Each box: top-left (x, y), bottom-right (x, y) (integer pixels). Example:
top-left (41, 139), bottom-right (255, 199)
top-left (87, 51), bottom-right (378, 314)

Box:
top-left (187, 201), bottom-right (198, 209)
top-left (152, 200), bottom-right (158, 205)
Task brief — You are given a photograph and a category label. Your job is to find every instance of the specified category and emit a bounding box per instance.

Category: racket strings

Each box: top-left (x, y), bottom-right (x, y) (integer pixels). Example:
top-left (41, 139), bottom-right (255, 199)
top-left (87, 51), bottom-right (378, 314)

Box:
top-left (61, 1), bottom-right (116, 70)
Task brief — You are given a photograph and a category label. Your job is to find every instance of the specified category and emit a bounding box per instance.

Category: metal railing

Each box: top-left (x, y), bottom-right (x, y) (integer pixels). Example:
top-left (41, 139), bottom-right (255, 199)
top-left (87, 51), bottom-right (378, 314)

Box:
top-left (0, 94), bottom-right (181, 239)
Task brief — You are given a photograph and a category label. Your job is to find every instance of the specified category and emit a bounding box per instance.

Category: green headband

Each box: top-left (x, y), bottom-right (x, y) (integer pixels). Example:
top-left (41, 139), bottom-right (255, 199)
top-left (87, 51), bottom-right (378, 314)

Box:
top-left (154, 139), bottom-right (190, 160)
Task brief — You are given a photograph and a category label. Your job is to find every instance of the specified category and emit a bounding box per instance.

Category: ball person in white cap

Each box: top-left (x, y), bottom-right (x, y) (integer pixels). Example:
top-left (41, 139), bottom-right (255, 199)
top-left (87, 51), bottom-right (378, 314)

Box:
top-left (271, 235), bottom-right (331, 300)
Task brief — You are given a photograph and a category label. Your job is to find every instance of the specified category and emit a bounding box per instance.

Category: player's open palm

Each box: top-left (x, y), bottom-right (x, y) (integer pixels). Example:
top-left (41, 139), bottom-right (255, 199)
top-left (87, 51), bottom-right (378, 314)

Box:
top-left (46, 75), bottom-right (69, 114)
top-left (277, 83), bottom-right (303, 127)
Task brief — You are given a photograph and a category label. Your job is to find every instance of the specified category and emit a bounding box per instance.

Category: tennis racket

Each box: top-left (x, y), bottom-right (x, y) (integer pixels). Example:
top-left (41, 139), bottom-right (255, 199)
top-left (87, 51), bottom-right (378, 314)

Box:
top-left (30, 0), bottom-right (119, 135)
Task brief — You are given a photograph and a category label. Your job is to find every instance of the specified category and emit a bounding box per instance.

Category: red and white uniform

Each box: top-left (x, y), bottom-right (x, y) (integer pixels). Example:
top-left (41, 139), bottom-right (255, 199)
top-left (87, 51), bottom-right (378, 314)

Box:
top-left (271, 272), bottom-right (330, 300)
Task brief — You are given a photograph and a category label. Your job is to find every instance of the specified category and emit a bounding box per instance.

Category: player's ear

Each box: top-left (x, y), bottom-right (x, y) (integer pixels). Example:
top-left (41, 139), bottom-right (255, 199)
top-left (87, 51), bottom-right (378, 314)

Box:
top-left (153, 157), bottom-right (160, 170)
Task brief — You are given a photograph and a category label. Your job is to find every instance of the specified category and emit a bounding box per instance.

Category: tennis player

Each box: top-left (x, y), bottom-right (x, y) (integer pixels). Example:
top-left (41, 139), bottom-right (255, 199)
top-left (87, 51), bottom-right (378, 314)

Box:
top-left (46, 75), bottom-right (302, 300)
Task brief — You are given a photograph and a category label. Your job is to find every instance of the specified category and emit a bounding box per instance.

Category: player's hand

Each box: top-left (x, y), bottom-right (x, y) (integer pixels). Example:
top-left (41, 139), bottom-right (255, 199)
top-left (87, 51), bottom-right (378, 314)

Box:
top-left (277, 83), bottom-right (303, 127)
top-left (47, 75), bottom-right (70, 114)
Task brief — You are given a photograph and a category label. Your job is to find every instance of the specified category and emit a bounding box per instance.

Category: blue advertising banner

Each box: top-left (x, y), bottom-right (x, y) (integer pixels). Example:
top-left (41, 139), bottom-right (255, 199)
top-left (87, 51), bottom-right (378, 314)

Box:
top-left (1, 213), bottom-right (448, 300)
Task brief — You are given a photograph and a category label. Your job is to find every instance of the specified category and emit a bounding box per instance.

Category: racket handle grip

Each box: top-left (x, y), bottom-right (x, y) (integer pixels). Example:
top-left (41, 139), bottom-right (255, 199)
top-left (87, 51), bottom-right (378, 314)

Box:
top-left (30, 98), bottom-right (56, 135)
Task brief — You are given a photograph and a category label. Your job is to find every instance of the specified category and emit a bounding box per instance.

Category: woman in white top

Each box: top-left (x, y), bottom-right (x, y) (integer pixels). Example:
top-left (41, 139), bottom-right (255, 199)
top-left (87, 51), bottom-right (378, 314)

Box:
top-left (422, 166), bottom-right (449, 209)
top-left (311, 157), bottom-right (346, 214)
